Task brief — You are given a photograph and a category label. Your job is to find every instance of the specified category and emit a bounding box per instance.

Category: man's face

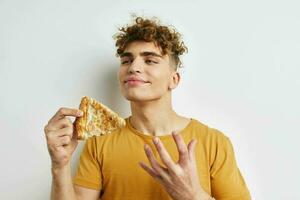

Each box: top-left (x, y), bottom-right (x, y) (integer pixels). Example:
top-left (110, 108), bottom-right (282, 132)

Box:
top-left (118, 40), bottom-right (179, 102)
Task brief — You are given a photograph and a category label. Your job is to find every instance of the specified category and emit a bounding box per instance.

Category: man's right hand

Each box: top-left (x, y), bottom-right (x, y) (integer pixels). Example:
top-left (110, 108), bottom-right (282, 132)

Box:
top-left (44, 107), bottom-right (83, 169)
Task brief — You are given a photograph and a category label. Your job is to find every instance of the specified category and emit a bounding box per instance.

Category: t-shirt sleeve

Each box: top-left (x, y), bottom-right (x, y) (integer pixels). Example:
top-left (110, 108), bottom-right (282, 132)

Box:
top-left (210, 133), bottom-right (251, 200)
top-left (72, 136), bottom-right (102, 190)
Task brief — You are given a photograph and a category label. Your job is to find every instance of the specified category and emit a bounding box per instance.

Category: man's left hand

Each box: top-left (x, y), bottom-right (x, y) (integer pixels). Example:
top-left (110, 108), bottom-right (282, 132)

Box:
top-left (139, 131), bottom-right (211, 200)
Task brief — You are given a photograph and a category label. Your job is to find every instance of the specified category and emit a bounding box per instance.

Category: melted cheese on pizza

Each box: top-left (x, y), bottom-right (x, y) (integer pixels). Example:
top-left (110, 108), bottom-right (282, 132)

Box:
top-left (83, 102), bottom-right (119, 139)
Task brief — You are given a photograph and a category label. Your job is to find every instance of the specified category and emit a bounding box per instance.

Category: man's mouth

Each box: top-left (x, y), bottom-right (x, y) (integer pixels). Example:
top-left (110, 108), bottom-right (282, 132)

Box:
top-left (124, 80), bottom-right (150, 86)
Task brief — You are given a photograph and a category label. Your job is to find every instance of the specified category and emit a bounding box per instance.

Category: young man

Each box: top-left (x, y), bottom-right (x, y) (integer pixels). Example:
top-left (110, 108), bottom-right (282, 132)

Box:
top-left (45, 16), bottom-right (251, 200)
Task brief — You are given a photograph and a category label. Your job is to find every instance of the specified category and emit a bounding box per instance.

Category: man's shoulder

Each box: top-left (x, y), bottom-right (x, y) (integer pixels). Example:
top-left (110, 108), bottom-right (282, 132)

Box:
top-left (190, 118), bottom-right (229, 141)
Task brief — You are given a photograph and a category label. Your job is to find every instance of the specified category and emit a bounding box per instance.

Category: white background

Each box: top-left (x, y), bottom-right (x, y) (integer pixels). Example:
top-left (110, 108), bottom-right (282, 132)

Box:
top-left (0, 0), bottom-right (299, 199)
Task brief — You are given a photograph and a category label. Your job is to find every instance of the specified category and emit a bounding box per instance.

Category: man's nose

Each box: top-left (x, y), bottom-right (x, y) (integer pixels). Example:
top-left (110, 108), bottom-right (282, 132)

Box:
top-left (128, 57), bottom-right (142, 73)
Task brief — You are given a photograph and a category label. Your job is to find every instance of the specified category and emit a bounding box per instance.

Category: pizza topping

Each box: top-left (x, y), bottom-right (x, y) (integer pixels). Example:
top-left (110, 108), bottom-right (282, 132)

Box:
top-left (75, 96), bottom-right (126, 140)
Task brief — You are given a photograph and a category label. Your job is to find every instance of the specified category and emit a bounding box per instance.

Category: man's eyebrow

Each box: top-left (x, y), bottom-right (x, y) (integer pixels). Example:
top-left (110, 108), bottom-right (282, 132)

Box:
top-left (120, 52), bottom-right (133, 58)
top-left (140, 51), bottom-right (163, 58)
top-left (120, 51), bottom-right (163, 58)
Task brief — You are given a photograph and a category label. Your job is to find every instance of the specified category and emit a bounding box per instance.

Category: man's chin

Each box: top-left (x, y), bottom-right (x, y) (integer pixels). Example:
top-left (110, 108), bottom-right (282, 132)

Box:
top-left (124, 95), bottom-right (157, 102)
top-left (126, 96), bottom-right (149, 102)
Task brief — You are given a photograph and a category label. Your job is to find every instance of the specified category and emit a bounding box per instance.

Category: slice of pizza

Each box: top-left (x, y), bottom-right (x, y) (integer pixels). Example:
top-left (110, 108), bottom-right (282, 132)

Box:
top-left (74, 96), bottom-right (126, 140)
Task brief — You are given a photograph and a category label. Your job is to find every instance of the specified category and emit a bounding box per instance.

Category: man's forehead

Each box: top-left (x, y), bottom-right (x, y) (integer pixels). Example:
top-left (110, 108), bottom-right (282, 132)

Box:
top-left (121, 41), bottom-right (167, 58)
top-left (120, 51), bottom-right (164, 58)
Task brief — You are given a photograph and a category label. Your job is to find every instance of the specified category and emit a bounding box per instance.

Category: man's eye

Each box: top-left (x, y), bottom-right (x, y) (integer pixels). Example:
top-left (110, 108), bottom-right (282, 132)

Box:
top-left (121, 60), bottom-right (131, 64)
top-left (146, 60), bottom-right (157, 64)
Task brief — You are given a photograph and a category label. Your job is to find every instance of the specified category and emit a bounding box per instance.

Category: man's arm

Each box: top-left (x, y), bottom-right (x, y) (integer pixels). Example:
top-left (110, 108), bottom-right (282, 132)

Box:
top-left (51, 163), bottom-right (100, 200)
top-left (44, 108), bottom-right (102, 200)
top-left (51, 164), bottom-right (77, 200)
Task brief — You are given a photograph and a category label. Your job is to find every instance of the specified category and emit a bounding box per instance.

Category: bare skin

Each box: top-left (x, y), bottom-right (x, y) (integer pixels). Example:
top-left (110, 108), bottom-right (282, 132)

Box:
top-left (45, 108), bottom-right (81, 169)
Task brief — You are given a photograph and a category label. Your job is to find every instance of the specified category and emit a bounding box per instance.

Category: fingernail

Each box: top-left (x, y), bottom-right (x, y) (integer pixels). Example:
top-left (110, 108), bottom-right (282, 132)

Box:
top-left (144, 144), bottom-right (149, 150)
top-left (78, 111), bottom-right (83, 116)
top-left (153, 137), bottom-right (159, 144)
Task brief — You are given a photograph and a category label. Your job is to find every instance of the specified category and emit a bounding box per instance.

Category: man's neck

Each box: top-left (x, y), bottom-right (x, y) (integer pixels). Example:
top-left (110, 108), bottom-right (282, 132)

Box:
top-left (129, 95), bottom-right (189, 137)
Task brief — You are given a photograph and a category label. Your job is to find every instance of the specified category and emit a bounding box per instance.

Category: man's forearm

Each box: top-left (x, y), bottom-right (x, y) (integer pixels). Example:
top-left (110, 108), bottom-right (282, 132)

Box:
top-left (51, 163), bottom-right (77, 200)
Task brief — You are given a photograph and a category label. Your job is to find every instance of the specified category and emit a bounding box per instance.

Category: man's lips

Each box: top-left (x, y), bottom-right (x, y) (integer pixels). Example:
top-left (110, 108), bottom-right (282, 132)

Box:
top-left (124, 80), bottom-right (148, 83)
top-left (124, 78), bottom-right (150, 83)
top-left (124, 79), bottom-right (150, 86)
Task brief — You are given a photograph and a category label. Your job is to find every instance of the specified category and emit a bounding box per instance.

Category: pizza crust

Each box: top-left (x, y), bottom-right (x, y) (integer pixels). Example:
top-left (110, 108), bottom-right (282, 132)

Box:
top-left (74, 96), bottom-right (126, 140)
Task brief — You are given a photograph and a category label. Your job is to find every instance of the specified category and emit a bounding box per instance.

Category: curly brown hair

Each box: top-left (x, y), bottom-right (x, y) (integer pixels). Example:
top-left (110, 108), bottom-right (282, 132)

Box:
top-left (113, 16), bottom-right (188, 70)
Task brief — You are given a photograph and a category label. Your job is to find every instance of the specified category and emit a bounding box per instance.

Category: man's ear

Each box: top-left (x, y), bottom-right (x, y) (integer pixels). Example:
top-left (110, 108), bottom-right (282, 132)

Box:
top-left (168, 71), bottom-right (180, 90)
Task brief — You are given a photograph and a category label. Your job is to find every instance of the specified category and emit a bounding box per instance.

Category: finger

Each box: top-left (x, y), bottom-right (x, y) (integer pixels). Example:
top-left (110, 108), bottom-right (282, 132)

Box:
top-left (187, 138), bottom-right (197, 161)
top-left (138, 161), bottom-right (162, 181)
top-left (172, 131), bottom-right (189, 166)
top-left (58, 135), bottom-right (72, 146)
top-left (56, 127), bottom-right (73, 138)
top-left (48, 135), bottom-right (72, 148)
top-left (49, 107), bottom-right (83, 123)
top-left (72, 122), bottom-right (78, 141)
top-left (46, 127), bottom-right (73, 141)
top-left (144, 144), bottom-right (170, 182)
top-left (46, 117), bottom-right (73, 132)
top-left (152, 137), bottom-right (178, 173)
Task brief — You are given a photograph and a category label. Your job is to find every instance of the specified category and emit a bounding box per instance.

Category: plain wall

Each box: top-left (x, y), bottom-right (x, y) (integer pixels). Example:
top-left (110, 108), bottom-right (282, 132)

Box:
top-left (1, 0), bottom-right (299, 199)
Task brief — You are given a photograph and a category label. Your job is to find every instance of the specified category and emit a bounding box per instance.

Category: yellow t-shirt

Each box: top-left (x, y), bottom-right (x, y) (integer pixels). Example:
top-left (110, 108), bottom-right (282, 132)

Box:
top-left (73, 117), bottom-right (251, 200)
